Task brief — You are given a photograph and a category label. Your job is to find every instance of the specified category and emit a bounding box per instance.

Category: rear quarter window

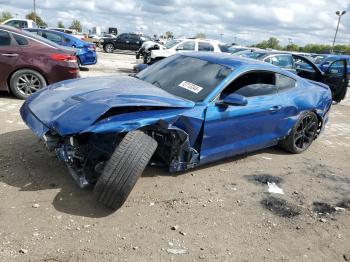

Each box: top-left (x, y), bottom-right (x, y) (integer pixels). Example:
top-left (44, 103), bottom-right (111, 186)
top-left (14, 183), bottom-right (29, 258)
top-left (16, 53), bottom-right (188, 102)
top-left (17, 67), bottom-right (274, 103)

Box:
top-left (0, 30), bottom-right (12, 46)
top-left (14, 35), bottom-right (29, 45)
top-left (276, 73), bottom-right (296, 92)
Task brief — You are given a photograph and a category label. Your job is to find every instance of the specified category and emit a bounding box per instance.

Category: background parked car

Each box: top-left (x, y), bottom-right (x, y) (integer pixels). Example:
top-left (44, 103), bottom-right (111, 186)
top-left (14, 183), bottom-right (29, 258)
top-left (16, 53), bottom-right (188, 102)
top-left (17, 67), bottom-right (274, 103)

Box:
top-left (244, 51), bottom-right (348, 102)
top-left (50, 28), bottom-right (86, 40)
top-left (25, 28), bottom-right (97, 66)
top-left (313, 54), bottom-right (350, 76)
top-left (0, 25), bottom-right (79, 99)
top-left (146, 38), bottom-right (230, 64)
top-left (102, 33), bottom-right (151, 53)
top-left (1, 19), bottom-right (38, 29)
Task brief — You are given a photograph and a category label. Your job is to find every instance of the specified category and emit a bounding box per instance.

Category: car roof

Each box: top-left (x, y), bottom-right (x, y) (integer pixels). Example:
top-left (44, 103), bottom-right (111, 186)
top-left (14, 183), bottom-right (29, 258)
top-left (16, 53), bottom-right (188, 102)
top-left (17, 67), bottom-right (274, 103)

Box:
top-left (180, 52), bottom-right (274, 69)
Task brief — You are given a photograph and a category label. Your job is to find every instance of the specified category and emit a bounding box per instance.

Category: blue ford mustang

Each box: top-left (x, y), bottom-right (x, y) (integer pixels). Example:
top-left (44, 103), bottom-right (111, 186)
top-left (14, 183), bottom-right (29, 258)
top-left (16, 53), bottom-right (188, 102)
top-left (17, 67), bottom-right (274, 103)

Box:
top-left (20, 53), bottom-right (333, 209)
top-left (25, 28), bottom-right (97, 66)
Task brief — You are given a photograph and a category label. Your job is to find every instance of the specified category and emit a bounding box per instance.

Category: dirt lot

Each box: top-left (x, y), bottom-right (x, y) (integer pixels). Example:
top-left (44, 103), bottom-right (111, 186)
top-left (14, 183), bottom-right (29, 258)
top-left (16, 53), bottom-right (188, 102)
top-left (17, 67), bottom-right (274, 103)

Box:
top-left (0, 52), bottom-right (350, 262)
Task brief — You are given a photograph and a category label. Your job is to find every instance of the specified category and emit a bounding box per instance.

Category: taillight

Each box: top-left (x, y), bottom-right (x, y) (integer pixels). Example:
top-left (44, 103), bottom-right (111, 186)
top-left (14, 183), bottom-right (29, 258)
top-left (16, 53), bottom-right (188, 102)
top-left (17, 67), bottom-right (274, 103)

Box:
top-left (50, 54), bottom-right (77, 63)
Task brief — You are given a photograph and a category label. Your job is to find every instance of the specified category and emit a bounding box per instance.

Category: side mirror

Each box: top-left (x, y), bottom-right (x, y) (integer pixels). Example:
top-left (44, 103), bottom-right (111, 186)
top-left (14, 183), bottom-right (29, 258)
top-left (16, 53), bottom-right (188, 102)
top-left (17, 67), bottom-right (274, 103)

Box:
top-left (218, 93), bottom-right (248, 106)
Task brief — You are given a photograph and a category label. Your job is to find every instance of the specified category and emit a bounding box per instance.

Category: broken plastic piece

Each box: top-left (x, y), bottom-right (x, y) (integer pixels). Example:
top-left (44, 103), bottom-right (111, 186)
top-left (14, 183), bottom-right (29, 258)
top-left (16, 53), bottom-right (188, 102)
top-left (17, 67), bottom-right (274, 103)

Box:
top-left (267, 182), bottom-right (284, 194)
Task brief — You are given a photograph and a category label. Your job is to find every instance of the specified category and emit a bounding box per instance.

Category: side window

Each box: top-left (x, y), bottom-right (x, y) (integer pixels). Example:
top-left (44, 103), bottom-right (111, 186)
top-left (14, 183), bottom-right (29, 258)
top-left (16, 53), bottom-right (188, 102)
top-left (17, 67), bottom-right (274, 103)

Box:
top-left (129, 35), bottom-right (139, 43)
top-left (266, 55), bottom-right (293, 68)
top-left (198, 42), bottom-right (214, 51)
top-left (20, 21), bottom-right (28, 28)
top-left (221, 71), bottom-right (277, 98)
top-left (6, 20), bottom-right (21, 28)
top-left (276, 74), bottom-right (296, 92)
top-left (14, 34), bottom-right (29, 45)
top-left (117, 34), bottom-right (127, 41)
top-left (42, 32), bottom-right (62, 43)
top-left (327, 60), bottom-right (346, 76)
top-left (178, 41), bottom-right (195, 51)
top-left (0, 30), bottom-right (12, 46)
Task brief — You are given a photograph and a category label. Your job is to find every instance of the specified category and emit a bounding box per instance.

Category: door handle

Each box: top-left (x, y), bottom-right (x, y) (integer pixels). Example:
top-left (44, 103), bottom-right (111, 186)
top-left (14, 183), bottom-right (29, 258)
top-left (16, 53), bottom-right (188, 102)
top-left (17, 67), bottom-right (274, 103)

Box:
top-left (269, 105), bottom-right (282, 111)
top-left (2, 53), bottom-right (19, 57)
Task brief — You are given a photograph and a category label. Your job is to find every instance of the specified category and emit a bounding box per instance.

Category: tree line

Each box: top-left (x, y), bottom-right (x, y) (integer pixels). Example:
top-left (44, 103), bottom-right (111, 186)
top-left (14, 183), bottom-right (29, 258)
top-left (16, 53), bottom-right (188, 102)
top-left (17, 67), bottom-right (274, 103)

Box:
top-left (0, 11), bottom-right (82, 32)
top-left (253, 37), bottom-right (350, 54)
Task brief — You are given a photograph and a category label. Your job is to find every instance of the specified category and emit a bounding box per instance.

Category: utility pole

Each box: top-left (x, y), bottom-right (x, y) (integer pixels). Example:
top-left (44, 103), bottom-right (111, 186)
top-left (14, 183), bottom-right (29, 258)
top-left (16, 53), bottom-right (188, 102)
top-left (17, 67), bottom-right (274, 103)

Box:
top-left (331, 10), bottom-right (346, 53)
top-left (33, 0), bottom-right (37, 23)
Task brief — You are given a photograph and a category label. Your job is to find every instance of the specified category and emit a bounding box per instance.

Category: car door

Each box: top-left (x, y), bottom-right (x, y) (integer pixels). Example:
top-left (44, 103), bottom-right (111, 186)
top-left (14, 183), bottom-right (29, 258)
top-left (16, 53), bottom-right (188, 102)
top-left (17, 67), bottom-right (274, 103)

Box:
top-left (128, 35), bottom-right (141, 51)
top-left (0, 29), bottom-right (19, 91)
top-left (114, 34), bottom-right (127, 50)
top-left (200, 70), bottom-right (285, 164)
top-left (322, 59), bottom-right (348, 102)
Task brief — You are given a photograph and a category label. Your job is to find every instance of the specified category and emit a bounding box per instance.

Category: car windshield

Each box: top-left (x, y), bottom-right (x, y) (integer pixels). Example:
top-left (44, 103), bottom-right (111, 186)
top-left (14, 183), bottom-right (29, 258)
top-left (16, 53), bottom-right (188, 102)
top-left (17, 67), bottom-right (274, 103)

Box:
top-left (164, 39), bottom-right (181, 49)
top-left (21, 29), bottom-right (61, 48)
top-left (136, 55), bottom-right (233, 102)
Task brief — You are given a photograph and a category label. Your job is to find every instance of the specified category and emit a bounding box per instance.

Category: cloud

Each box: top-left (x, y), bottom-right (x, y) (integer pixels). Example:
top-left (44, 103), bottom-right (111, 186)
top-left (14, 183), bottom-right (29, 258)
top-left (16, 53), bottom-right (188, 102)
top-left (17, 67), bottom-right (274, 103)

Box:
top-left (0, 0), bottom-right (349, 46)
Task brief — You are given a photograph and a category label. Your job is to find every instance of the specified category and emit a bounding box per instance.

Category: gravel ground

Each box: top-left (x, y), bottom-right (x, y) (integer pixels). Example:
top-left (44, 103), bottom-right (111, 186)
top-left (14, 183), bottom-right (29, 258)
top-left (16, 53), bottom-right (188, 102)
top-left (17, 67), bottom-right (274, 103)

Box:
top-left (0, 52), bottom-right (350, 262)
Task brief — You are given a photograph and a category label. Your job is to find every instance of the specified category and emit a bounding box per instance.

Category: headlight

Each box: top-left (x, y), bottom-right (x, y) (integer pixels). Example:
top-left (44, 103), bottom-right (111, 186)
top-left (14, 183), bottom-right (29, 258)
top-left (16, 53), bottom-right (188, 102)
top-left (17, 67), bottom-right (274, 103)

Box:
top-left (100, 39), bottom-right (104, 43)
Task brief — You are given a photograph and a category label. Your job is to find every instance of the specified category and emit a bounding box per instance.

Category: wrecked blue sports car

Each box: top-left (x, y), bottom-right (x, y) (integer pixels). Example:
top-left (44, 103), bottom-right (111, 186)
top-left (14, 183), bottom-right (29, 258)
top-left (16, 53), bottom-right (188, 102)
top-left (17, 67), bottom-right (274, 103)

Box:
top-left (20, 53), bottom-right (333, 209)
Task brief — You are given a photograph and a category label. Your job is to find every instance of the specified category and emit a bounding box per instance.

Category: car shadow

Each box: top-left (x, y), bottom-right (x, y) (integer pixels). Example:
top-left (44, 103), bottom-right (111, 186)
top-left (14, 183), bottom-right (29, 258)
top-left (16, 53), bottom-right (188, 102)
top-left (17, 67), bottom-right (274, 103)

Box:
top-left (0, 129), bottom-right (290, 217)
top-left (0, 129), bottom-right (114, 218)
top-left (79, 66), bottom-right (90, 72)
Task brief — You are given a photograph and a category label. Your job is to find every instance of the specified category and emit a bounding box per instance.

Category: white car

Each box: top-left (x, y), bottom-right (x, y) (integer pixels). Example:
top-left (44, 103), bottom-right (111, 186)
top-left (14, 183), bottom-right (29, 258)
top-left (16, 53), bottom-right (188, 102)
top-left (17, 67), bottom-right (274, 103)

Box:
top-left (50, 28), bottom-right (86, 40)
top-left (148, 38), bottom-right (230, 64)
top-left (1, 19), bottom-right (38, 29)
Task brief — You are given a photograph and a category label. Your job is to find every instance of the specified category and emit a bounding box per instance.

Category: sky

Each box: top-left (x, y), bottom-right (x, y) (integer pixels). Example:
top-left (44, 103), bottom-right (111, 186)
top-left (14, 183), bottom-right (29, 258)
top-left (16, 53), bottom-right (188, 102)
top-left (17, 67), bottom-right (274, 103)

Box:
top-left (0, 0), bottom-right (349, 46)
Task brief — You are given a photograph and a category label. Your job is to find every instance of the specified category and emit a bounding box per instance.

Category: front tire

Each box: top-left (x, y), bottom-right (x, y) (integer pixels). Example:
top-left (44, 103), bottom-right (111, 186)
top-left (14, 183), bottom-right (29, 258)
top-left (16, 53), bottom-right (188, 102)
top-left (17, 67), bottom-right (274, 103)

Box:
top-left (103, 43), bottom-right (115, 53)
top-left (93, 131), bottom-right (158, 209)
top-left (279, 111), bottom-right (318, 154)
top-left (9, 69), bottom-right (47, 99)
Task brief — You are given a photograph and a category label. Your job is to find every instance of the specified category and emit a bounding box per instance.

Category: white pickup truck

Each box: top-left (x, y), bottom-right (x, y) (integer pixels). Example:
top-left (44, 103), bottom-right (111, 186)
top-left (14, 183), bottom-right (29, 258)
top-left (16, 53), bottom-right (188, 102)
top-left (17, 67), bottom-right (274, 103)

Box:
top-left (145, 38), bottom-right (230, 64)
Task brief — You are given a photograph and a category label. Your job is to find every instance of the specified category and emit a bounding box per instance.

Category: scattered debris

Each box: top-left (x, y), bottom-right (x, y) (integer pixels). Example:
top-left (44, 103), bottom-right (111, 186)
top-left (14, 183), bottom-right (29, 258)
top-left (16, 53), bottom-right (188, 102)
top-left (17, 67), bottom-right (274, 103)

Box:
top-left (335, 207), bottom-right (346, 211)
top-left (19, 249), bottom-right (28, 254)
top-left (337, 199), bottom-right (350, 209)
top-left (313, 202), bottom-right (336, 215)
top-left (32, 203), bottom-right (40, 208)
top-left (260, 196), bottom-right (301, 218)
top-left (166, 248), bottom-right (188, 255)
top-left (179, 231), bottom-right (187, 236)
top-left (171, 225), bottom-right (179, 231)
top-left (245, 174), bottom-right (283, 185)
top-left (343, 254), bottom-right (350, 261)
top-left (267, 182), bottom-right (284, 195)
top-left (320, 218), bottom-right (327, 223)
top-left (149, 202), bottom-right (155, 206)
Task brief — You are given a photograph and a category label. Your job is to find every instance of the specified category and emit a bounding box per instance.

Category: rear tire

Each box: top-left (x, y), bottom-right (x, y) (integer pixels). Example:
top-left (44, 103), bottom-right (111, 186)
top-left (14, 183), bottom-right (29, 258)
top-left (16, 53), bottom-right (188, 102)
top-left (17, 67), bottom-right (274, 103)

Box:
top-left (103, 43), bottom-right (115, 53)
top-left (9, 69), bottom-right (47, 99)
top-left (279, 111), bottom-right (318, 154)
top-left (93, 131), bottom-right (158, 209)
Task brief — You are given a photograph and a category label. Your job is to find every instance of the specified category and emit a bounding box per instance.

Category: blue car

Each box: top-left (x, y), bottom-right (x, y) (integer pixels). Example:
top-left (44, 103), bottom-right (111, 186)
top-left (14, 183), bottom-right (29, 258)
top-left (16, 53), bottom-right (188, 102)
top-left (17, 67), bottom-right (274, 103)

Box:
top-left (313, 54), bottom-right (350, 74)
top-left (25, 28), bottom-right (97, 66)
top-left (20, 53), bottom-right (333, 209)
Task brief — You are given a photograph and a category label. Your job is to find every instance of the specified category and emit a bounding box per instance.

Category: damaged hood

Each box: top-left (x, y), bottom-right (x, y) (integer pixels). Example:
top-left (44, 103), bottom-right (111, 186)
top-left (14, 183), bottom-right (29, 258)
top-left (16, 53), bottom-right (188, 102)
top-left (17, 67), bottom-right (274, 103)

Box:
top-left (22, 75), bottom-right (195, 136)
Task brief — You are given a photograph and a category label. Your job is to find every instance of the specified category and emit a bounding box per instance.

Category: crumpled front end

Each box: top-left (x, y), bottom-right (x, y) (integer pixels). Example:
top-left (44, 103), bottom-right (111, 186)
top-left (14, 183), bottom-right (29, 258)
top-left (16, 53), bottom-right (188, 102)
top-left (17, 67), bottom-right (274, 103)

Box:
top-left (20, 77), bottom-right (205, 188)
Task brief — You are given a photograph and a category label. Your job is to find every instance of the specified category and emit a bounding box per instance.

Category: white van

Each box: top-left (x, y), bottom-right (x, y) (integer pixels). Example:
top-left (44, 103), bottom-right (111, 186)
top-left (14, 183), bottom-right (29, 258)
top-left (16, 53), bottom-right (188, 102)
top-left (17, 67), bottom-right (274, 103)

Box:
top-left (1, 19), bottom-right (38, 29)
